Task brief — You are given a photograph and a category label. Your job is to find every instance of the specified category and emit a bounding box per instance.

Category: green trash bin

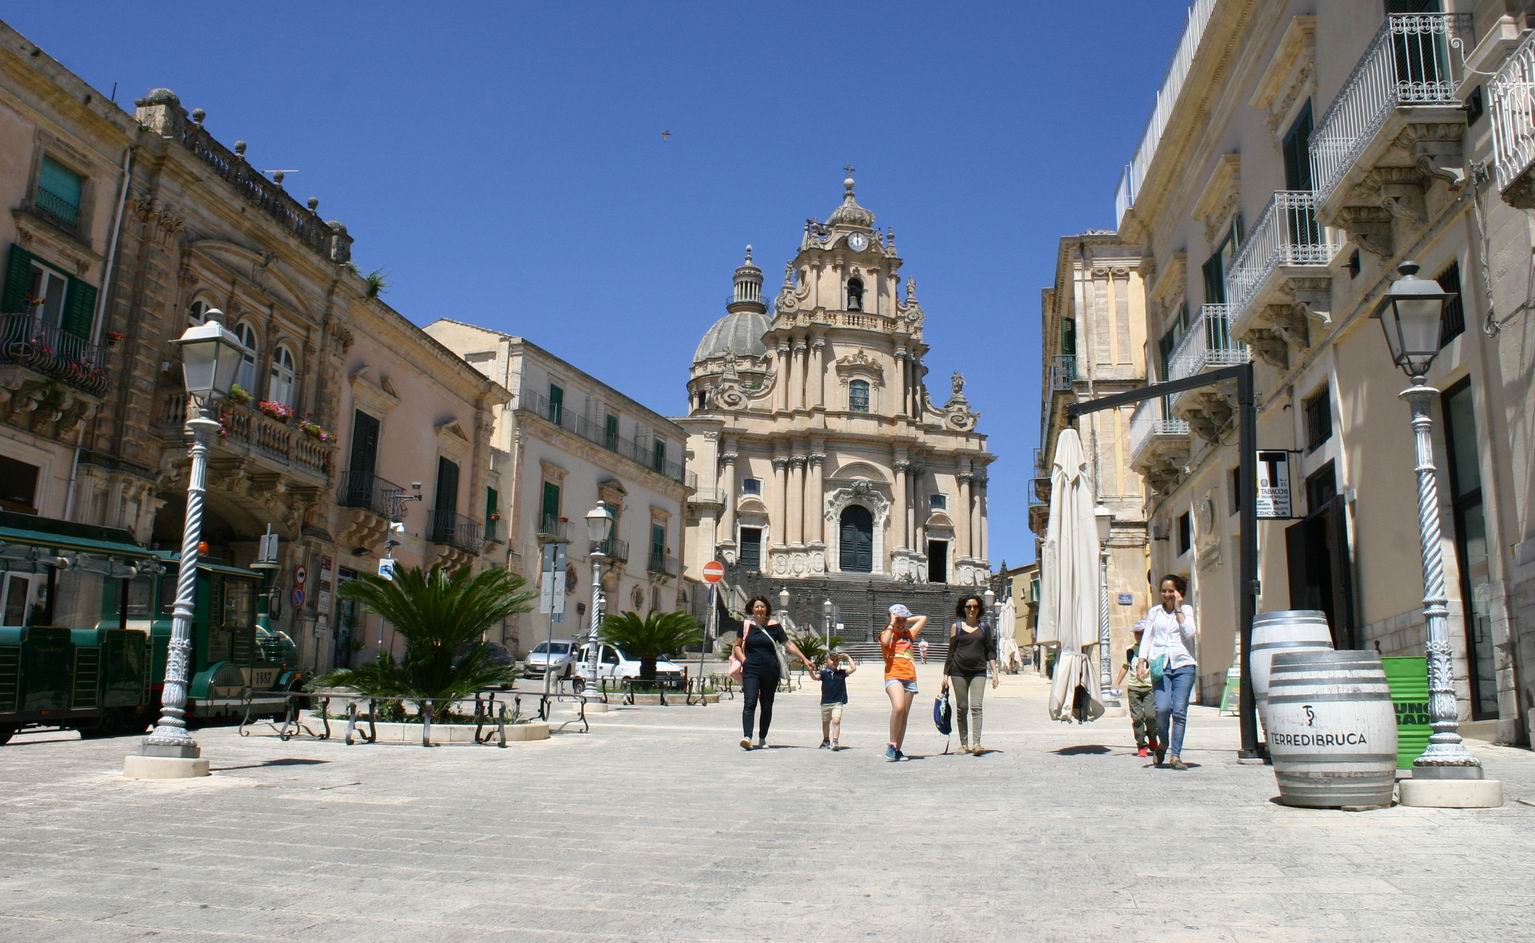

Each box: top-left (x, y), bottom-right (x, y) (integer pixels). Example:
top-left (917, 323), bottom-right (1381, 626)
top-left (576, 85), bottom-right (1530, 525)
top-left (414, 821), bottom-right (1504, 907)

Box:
top-left (1382, 656), bottom-right (1430, 770)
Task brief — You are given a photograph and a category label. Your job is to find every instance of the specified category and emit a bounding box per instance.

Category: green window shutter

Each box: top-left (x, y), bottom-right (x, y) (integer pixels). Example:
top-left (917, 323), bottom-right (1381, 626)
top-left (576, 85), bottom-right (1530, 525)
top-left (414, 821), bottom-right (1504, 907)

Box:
top-left (652, 439), bottom-right (666, 473)
top-left (2, 244), bottom-right (34, 313)
top-left (541, 481), bottom-right (559, 529)
top-left (548, 384), bottom-right (564, 423)
top-left (485, 487), bottom-right (498, 532)
top-left (62, 277), bottom-right (97, 341)
top-left (39, 157), bottom-right (83, 208)
top-left (650, 523), bottom-right (665, 563)
top-left (604, 414), bottom-right (618, 450)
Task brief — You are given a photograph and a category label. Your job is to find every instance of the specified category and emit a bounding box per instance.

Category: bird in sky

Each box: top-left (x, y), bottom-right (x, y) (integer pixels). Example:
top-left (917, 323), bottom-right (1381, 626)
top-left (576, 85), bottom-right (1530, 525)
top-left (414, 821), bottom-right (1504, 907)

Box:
top-left (661, 129), bottom-right (670, 142)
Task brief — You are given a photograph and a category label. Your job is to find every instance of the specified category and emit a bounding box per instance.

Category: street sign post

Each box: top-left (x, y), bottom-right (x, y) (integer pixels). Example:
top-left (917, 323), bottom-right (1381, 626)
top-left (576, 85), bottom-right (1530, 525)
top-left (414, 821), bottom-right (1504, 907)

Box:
top-left (540, 543), bottom-right (567, 698)
top-left (698, 560), bottom-right (724, 703)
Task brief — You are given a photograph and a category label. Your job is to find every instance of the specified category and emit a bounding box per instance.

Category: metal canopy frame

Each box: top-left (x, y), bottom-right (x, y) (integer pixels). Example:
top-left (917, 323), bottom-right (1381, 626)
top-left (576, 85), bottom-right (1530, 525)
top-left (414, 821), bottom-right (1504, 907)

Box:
top-left (1064, 362), bottom-right (1261, 758)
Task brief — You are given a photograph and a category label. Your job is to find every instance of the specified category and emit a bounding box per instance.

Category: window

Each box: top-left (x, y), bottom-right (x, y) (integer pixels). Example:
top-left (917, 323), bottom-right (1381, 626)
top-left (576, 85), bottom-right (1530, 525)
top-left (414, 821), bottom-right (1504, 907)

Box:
top-left (1157, 304), bottom-right (1189, 379)
top-left (268, 344), bottom-right (296, 406)
top-left (233, 323), bottom-right (258, 391)
top-left (2, 245), bottom-right (96, 342)
top-left (547, 383), bottom-right (564, 424)
top-left (1465, 85), bottom-right (1484, 126)
top-left (1176, 512), bottom-right (1191, 556)
top-left (540, 481), bottom-right (560, 534)
top-left (741, 477), bottom-right (762, 496)
top-left (847, 277), bottom-right (864, 311)
top-left (189, 299), bottom-right (211, 326)
top-left (485, 487), bottom-right (499, 537)
top-left (649, 523), bottom-right (667, 570)
top-left (1305, 462), bottom-right (1337, 512)
top-left (1303, 387), bottom-right (1332, 452)
top-left (1202, 216), bottom-right (1242, 305)
top-left (739, 527), bottom-right (763, 570)
top-left (929, 493), bottom-right (947, 511)
top-left (604, 414), bottom-right (619, 450)
top-left (848, 379), bottom-right (870, 413)
top-left (1437, 261), bottom-right (1465, 346)
top-left (1282, 101), bottom-right (1314, 191)
top-left (0, 456), bottom-right (41, 514)
top-left (35, 155), bottom-right (83, 229)
top-left (25, 261), bottom-right (69, 334)
top-left (653, 439), bottom-right (667, 474)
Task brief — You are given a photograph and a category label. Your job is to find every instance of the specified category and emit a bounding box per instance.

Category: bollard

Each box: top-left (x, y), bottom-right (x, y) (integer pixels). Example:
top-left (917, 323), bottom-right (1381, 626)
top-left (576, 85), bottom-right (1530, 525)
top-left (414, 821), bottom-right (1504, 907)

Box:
top-left (345, 700), bottom-right (358, 745)
top-left (496, 703), bottom-right (508, 748)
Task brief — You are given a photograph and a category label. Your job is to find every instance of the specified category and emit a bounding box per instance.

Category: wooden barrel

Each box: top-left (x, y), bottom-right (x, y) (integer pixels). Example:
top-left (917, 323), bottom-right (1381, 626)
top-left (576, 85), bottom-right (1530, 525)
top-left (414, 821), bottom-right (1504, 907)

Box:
top-left (1266, 650), bottom-right (1398, 809)
top-left (1251, 610), bottom-right (1334, 719)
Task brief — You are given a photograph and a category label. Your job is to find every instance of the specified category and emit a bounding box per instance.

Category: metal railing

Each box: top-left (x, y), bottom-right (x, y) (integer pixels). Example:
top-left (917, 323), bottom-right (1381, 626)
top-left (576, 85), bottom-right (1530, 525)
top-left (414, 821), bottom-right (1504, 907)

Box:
top-left (1114, 0), bottom-right (1219, 225)
top-left (1032, 447), bottom-right (1051, 501)
top-left (1226, 191), bottom-right (1335, 325)
top-left (1048, 354), bottom-right (1076, 392)
top-left (0, 314), bottom-right (109, 396)
top-left (426, 509), bottom-right (483, 553)
top-left (1310, 13), bottom-right (1468, 205)
top-left (1128, 397), bottom-right (1190, 466)
top-left (157, 391), bottom-right (333, 478)
top-left (1491, 29), bottom-right (1535, 199)
top-left (647, 552), bottom-right (677, 576)
top-left (1168, 304), bottom-right (1248, 406)
top-left (516, 387), bottom-right (692, 486)
top-left (336, 470), bottom-right (405, 518)
top-left (33, 187), bottom-right (80, 229)
top-left (536, 513), bottom-right (571, 543)
top-left (589, 537), bottom-right (629, 562)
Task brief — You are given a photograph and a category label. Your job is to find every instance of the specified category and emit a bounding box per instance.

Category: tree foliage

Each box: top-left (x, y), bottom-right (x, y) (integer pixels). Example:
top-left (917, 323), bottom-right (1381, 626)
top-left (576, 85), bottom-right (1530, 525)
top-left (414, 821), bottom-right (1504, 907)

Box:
top-left (598, 609), bottom-right (701, 680)
top-left (310, 565), bottom-right (534, 720)
top-left (791, 630), bottom-right (846, 667)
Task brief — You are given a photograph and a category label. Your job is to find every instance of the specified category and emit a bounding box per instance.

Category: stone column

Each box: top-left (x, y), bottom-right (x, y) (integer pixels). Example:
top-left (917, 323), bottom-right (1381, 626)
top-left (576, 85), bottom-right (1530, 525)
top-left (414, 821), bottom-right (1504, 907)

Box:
top-left (772, 456), bottom-right (789, 546)
top-left (908, 356), bottom-right (921, 417)
top-left (775, 342), bottom-right (791, 413)
top-left (812, 336), bottom-right (827, 409)
top-left (895, 347), bottom-right (909, 417)
top-left (974, 476), bottom-right (987, 563)
top-left (911, 465), bottom-right (925, 554)
top-left (788, 455), bottom-right (806, 545)
top-left (957, 469), bottom-right (973, 559)
top-left (808, 450), bottom-right (825, 544)
top-left (719, 449), bottom-right (737, 544)
top-left (892, 458), bottom-right (910, 550)
top-left (791, 337), bottom-right (808, 411)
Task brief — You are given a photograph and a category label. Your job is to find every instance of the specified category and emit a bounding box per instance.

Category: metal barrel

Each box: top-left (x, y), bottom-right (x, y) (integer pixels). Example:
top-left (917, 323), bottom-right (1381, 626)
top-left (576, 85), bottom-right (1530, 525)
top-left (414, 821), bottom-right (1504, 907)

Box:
top-left (1251, 610), bottom-right (1335, 719)
top-left (1266, 650), bottom-right (1398, 810)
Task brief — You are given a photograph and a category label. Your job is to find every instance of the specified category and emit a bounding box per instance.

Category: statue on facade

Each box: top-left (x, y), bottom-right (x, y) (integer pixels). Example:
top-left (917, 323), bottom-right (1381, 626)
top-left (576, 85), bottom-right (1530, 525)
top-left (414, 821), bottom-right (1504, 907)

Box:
top-left (951, 371), bottom-right (965, 398)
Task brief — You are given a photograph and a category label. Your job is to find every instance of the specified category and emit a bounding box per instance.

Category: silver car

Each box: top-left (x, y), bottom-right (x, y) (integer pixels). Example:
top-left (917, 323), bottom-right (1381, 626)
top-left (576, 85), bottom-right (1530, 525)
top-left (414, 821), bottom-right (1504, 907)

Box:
top-left (522, 640), bottom-right (578, 679)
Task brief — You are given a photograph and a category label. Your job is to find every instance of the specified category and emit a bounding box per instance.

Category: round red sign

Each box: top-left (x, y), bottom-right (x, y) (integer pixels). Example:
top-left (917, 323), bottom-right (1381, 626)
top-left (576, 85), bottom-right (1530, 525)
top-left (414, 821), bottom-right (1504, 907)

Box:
top-left (702, 561), bottom-right (725, 584)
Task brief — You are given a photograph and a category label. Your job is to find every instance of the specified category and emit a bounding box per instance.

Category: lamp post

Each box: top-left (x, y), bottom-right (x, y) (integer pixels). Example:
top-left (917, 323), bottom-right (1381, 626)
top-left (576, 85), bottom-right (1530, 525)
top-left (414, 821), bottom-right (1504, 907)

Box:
top-left (1372, 262), bottom-right (1501, 808)
top-left (778, 586), bottom-right (790, 629)
top-left (584, 501), bottom-right (615, 703)
top-left (1094, 504), bottom-right (1113, 695)
top-left (125, 309), bottom-right (249, 780)
top-left (983, 586), bottom-right (997, 663)
top-left (822, 598), bottom-right (833, 652)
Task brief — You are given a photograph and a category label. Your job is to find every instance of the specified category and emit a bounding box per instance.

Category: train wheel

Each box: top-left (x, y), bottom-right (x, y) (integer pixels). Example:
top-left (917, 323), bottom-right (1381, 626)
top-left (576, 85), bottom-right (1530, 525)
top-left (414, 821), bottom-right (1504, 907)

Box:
top-left (0, 724), bottom-right (14, 746)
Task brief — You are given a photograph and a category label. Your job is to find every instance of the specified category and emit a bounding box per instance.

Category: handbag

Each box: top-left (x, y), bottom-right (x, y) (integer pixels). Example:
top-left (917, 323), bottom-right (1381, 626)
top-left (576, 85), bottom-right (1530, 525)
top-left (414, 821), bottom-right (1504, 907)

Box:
top-left (1150, 654), bottom-right (1168, 683)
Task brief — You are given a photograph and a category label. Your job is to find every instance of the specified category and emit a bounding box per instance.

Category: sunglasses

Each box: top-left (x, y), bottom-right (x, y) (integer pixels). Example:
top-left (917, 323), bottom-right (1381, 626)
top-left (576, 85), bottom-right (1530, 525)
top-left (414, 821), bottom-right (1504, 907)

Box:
top-left (965, 604), bottom-right (981, 609)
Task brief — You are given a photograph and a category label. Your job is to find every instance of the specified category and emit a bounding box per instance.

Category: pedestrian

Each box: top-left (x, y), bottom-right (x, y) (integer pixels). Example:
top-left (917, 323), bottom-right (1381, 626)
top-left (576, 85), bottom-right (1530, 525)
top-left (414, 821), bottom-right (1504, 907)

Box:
top-left (1137, 575), bottom-right (1197, 769)
top-left (941, 595), bottom-right (999, 755)
top-left (918, 637), bottom-right (930, 664)
top-left (1113, 621), bottom-right (1157, 757)
top-left (880, 603), bottom-right (929, 762)
top-left (818, 652), bottom-right (857, 750)
top-left (732, 595), bottom-right (817, 751)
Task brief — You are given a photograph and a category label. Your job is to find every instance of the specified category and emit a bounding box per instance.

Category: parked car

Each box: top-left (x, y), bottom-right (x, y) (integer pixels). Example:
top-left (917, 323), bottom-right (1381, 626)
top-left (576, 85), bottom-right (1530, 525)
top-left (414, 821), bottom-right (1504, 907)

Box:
top-left (573, 643), bottom-right (685, 686)
top-left (522, 639), bottom-right (578, 679)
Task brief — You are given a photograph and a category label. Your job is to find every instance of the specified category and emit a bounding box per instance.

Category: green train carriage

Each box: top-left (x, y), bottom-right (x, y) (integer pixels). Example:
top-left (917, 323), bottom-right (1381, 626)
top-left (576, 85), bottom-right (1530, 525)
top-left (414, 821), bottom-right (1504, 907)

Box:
top-left (0, 511), bottom-right (302, 744)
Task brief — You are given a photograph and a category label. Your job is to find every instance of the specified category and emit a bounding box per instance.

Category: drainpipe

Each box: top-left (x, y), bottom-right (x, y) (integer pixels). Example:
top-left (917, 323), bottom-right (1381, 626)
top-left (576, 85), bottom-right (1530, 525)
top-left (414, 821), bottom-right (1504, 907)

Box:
top-left (64, 145), bottom-right (133, 523)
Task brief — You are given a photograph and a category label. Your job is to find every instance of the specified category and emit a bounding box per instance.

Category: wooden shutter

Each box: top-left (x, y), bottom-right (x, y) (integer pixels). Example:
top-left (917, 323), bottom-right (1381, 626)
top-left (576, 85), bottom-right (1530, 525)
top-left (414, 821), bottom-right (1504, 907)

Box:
top-left (485, 487), bottom-right (498, 533)
top-left (62, 277), bottom-right (97, 341)
top-left (541, 481), bottom-right (560, 530)
top-left (434, 457), bottom-right (459, 513)
top-left (348, 411), bottom-right (380, 477)
top-left (2, 244), bottom-right (33, 313)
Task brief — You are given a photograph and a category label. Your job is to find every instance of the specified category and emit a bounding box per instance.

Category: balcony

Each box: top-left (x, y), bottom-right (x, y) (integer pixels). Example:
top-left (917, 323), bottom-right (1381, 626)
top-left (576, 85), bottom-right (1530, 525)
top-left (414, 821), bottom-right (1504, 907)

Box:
top-left (535, 513), bottom-right (571, 544)
top-left (1027, 499), bottom-right (1049, 540)
top-left (1226, 191), bottom-right (1335, 368)
top-left (1491, 29), bottom-right (1535, 208)
top-left (647, 551), bottom-right (678, 578)
top-left (1309, 13), bottom-right (1470, 250)
top-left (1032, 447), bottom-right (1051, 502)
top-left (0, 314), bottom-right (109, 441)
top-left (516, 387), bottom-right (694, 488)
top-left (426, 509), bottom-right (482, 555)
top-left (335, 470), bottom-right (405, 552)
top-left (1168, 304), bottom-right (1249, 441)
top-left (32, 187), bottom-right (81, 231)
top-left (156, 390), bottom-right (332, 485)
top-left (1048, 355), bottom-right (1076, 393)
top-left (590, 537), bottom-right (629, 563)
top-left (1128, 398), bottom-right (1190, 496)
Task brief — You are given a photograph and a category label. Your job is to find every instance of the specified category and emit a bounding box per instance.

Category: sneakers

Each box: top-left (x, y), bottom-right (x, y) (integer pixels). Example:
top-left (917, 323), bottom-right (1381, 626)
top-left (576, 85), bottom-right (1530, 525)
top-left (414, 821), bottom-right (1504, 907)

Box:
top-left (884, 744), bottom-right (899, 762)
top-left (1148, 737), bottom-right (1161, 753)
top-left (755, 737), bottom-right (766, 750)
top-left (830, 739), bottom-right (839, 750)
top-left (739, 737), bottom-right (752, 750)
top-left (895, 749), bottom-right (906, 761)
top-left (819, 739), bottom-right (831, 750)
top-left (1168, 756), bottom-right (1190, 771)
top-left (1137, 746), bottom-right (1150, 758)
top-left (971, 745), bottom-right (986, 756)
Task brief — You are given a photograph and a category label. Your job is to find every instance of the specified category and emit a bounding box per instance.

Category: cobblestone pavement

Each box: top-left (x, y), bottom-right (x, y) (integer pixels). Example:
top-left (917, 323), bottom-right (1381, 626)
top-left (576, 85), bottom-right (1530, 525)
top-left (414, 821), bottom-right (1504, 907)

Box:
top-left (2, 663), bottom-right (1533, 943)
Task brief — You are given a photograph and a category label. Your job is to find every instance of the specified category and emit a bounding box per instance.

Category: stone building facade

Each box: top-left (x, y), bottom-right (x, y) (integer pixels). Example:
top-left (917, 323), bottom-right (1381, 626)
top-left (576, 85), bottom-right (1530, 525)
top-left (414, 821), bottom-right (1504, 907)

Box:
top-left (1107, 0), bottom-right (1535, 743)
top-left (681, 174), bottom-right (995, 628)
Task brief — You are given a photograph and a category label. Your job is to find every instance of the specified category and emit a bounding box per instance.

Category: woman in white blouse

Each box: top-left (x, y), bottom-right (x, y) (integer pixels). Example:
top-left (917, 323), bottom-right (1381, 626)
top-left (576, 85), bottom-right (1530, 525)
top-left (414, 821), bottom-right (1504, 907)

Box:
top-left (1136, 574), bottom-right (1197, 769)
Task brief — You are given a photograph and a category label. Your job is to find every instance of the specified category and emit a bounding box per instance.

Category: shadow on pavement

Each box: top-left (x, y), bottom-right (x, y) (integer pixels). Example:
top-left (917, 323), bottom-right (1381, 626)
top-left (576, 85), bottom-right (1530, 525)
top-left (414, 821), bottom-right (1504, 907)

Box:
top-left (1052, 745), bottom-right (1112, 756)
top-left (212, 758), bottom-right (331, 771)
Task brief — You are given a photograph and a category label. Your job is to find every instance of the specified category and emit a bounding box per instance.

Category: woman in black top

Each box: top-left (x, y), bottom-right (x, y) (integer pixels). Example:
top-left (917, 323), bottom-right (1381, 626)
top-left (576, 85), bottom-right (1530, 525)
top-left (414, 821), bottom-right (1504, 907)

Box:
top-left (731, 595), bottom-right (816, 750)
top-left (942, 595), bottom-right (999, 755)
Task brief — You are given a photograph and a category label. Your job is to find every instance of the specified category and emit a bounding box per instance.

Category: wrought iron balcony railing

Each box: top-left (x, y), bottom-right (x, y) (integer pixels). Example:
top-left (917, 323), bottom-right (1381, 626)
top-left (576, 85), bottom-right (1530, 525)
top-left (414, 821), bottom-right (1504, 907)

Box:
top-left (1168, 304), bottom-right (1249, 407)
top-left (1226, 191), bottom-right (1335, 325)
top-left (1491, 28), bottom-right (1535, 204)
top-left (1128, 397), bottom-right (1190, 467)
top-left (589, 537), bottom-right (629, 563)
top-left (32, 187), bottom-right (80, 229)
top-left (0, 314), bottom-right (109, 396)
top-left (336, 470), bottom-right (406, 518)
top-left (647, 552), bottom-right (677, 576)
top-left (517, 387), bottom-right (692, 486)
top-left (1310, 12), bottom-right (1469, 205)
top-left (536, 513), bottom-right (571, 543)
top-left (426, 509), bottom-right (482, 554)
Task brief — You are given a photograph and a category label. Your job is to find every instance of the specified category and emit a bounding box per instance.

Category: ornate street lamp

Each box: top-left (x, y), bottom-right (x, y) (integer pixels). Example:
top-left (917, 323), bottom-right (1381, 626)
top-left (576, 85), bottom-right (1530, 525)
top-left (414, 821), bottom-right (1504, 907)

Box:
top-left (125, 309), bottom-right (249, 779)
top-left (1371, 262), bottom-right (1501, 808)
top-left (778, 586), bottom-right (790, 627)
top-left (1094, 504), bottom-right (1114, 695)
top-left (584, 501), bottom-right (615, 703)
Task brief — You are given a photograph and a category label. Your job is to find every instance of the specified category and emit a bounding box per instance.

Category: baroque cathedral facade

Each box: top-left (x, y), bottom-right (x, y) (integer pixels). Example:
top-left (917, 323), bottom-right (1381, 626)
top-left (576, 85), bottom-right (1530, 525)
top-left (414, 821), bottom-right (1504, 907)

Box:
top-left (679, 174), bottom-right (994, 595)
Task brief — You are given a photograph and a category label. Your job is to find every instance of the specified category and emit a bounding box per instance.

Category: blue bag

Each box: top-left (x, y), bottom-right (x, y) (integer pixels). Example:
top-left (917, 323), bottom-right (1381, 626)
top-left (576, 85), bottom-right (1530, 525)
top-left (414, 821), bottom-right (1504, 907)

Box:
top-left (933, 690), bottom-right (952, 736)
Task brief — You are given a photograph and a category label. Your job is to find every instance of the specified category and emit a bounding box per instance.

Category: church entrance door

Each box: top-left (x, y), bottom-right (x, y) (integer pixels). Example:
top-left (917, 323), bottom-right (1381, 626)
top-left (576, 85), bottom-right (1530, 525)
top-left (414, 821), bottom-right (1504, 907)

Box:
top-left (839, 505), bottom-right (873, 572)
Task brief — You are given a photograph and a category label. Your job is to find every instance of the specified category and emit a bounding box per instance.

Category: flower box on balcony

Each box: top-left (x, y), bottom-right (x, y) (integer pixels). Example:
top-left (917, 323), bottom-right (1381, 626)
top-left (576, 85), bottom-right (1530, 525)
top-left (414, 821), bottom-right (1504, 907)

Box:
top-left (257, 400), bottom-right (294, 422)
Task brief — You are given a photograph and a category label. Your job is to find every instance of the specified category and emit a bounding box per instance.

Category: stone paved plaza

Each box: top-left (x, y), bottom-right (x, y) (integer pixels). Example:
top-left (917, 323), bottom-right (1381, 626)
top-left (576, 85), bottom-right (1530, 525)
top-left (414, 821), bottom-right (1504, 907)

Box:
top-left (3, 664), bottom-right (1534, 943)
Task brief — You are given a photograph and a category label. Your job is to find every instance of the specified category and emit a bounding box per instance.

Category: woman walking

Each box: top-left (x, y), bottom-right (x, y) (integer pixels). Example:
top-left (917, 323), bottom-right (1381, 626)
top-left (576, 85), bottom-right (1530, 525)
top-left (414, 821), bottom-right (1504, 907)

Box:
top-left (880, 604), bottom-right (929, 762)
top-left (942, 595), bottom-right (999, 755)
top-left (1137, 575), bottom-right (1197, 769)
top-left (732, 595), bottom-right (816, 750)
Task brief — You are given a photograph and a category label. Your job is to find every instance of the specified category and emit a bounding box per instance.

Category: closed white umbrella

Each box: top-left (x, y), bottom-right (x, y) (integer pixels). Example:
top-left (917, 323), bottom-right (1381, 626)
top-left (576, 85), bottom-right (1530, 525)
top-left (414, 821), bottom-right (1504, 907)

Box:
top-left (1036, 427), bottom-right (1104, 722)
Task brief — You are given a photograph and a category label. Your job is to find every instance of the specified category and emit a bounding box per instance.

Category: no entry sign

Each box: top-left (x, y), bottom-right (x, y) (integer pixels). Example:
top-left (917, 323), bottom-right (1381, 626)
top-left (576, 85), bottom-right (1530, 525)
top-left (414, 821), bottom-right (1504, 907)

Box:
top-left (702, 560), bottom-right (725, 584)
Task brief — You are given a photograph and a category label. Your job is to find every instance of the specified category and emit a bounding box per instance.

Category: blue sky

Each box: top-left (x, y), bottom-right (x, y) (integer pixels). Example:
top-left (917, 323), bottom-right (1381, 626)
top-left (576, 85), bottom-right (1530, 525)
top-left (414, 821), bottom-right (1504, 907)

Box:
top-left (6, 3), bottom-right (1188, 566)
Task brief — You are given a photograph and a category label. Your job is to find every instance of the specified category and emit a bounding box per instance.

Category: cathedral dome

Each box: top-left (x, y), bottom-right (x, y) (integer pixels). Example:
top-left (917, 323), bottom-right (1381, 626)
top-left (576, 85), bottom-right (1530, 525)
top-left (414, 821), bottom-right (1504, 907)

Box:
top-left (692, 309), bottom-right (769, 363)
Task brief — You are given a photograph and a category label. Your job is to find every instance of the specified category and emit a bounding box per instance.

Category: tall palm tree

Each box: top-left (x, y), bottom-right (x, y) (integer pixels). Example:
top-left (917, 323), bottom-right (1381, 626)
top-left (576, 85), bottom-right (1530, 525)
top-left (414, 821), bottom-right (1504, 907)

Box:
top-left (312, 565), bottom-right (535, 720)
top-left (598, 610), bottom-right (701, 681)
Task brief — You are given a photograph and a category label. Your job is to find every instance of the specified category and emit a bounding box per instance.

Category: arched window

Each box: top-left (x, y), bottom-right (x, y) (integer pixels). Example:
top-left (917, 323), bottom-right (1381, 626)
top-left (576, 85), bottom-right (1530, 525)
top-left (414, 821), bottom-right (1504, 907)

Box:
top-left (847, 277), bottom-right (864, 311)
top-left (188, 299), bottom-right (210, 326)
top-left (848, 379), bottom-right (870, 413)
top-left (233, 323), bottom-right (258, 392)
top-left (268, 344), bottom-right (296, 406)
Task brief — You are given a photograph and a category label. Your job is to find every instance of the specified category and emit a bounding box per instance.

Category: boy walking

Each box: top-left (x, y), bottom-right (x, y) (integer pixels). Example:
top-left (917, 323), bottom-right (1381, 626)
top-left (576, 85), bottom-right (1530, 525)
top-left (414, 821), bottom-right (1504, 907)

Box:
top-left (1114, 622), bottom-right (1157, 756)
top-left (818, 652), bottom-right (857, 750)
